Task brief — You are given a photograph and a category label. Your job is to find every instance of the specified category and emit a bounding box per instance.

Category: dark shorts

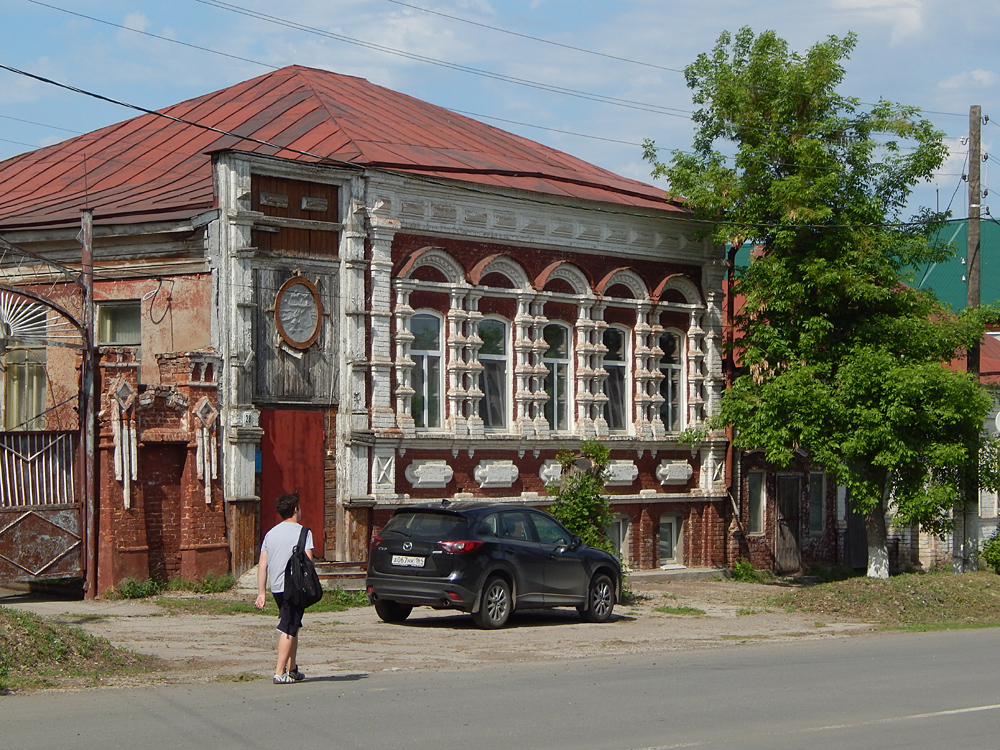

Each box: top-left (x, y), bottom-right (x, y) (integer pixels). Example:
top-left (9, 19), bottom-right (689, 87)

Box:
top-left (272, 592), bottom-right (305, 638)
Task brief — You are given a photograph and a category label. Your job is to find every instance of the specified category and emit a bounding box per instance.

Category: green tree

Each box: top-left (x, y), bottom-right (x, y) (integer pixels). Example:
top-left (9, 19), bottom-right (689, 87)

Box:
top-left (644, 28), bottom-right (996, 577)
top-left (548, 440), bottom-right (615, 556)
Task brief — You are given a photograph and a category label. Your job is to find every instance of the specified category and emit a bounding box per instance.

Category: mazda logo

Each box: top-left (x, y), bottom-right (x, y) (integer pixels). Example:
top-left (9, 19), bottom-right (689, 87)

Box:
top-left (403, 542), bottom-right (412, 552)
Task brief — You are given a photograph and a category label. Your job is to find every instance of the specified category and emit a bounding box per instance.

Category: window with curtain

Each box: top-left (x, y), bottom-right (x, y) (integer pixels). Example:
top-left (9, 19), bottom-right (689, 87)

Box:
top-left (658, 331), bottom-right (683, 432)
top-left (97, 301), bottom-right (141, 345)
top-left (4, 347), bottom-right (46, 430)
top-left (603, 326), bottom-right (628, 432)
top-left (410, 312), bottom-right (443, 429)
top-left (478, 318), bottom-right (508, 429)
top-left (543, 323), bottom-right (570, 431)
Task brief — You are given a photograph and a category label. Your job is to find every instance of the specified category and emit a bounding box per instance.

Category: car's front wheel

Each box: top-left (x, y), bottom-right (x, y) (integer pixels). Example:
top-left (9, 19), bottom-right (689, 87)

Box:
top-left (374, 599), bottom-right (413, 623)
top-left (473, 576), bottom-right (511, 629)
top-left (579, 573), bottom-right (615, 623)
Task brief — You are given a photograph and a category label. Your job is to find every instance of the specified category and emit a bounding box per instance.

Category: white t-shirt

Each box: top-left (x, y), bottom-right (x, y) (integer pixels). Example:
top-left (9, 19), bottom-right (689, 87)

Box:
top-left (261, 521), bottom-right (314, 594)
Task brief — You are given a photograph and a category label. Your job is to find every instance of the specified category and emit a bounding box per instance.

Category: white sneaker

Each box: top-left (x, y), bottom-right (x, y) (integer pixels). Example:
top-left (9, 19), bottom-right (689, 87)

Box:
top-left (273, 672), bottom-right (294, 684)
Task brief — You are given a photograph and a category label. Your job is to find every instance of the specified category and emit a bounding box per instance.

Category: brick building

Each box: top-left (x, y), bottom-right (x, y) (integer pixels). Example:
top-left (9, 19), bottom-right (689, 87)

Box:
top-left (0, 65), bottom-right (729, 593)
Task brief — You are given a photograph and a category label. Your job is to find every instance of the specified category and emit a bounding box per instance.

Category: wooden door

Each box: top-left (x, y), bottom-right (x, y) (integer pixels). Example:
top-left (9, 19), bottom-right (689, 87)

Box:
top-left (775, 475), bottom-right (802, 574)
top-left (259, 409), bottom-right (325, 558)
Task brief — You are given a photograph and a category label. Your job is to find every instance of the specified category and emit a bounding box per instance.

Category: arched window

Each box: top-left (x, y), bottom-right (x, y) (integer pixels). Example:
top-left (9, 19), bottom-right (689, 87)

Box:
top-left (658, 331), bottom-right (684, 432)
top-left (543, 323), bottom-right (571, 431)
top-left (478, 318), bottom-right (509, 430)
top-left (410, 312), bottom-right (443, 429)
top-left (603, 326), bottom-right (629, 432)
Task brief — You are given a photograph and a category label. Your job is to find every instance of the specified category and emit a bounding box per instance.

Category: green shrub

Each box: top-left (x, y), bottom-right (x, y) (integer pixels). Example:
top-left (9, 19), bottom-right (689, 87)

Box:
top-left (547, 440), bottom-right (615, 556)
top-left (731, 558), bottom-right (767, 583)
top-left (167, 571), bottom-right (236, 594)
top-left (981, 528), bottom-right (1000, 574)
top-left (110, 578), bottom-right (166, 599)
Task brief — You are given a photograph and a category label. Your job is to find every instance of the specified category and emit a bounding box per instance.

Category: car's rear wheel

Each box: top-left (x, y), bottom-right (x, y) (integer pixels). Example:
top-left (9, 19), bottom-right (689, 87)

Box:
top-left (374, 599), bottom-right (413, 623)
top-left (579, 573), bottom-right (615, 623)
top-left (473, 577), bottom-right (511, 629)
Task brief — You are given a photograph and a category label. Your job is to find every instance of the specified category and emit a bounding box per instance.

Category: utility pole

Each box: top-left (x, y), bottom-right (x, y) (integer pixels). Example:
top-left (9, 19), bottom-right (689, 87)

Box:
top-left (80, 209), bottom-right (98, 598)
top-left (960, 105), bottom-right (982, 572)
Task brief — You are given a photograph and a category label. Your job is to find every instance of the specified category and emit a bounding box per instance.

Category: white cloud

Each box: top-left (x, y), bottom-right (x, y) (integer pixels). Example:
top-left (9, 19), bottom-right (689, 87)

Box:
top-left (831, 0), bottom-right (924, 44)
top-left (938, 69), bottom-right (999, 91)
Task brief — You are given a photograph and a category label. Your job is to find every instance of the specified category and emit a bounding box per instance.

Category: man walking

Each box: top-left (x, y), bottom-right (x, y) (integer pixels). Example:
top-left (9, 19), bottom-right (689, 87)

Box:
top-left (255, 493), bottom-right (313, 684)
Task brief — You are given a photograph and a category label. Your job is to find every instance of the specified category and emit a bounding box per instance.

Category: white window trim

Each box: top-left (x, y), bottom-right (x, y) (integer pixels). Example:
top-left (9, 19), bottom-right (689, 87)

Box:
top-left (603, 324), bottom-right (631, 434)
top-left (410, 310), bottom-right (445, 431)
top-left (543, 321), bottom-right (573, 433)
top-left (658, 328), bottom-right (685, 433)
top-left (477, 316), bottom-right (510, 431)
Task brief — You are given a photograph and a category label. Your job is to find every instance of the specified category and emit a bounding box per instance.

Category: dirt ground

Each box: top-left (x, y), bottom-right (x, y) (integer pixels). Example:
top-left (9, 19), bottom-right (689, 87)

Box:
top-left (1, 575), bottom-right (876, 688)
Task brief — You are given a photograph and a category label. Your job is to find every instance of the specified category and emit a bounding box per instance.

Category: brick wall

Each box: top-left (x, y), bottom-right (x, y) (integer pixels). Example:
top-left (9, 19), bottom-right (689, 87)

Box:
top-left (96, 348), bottom-right (228, 594)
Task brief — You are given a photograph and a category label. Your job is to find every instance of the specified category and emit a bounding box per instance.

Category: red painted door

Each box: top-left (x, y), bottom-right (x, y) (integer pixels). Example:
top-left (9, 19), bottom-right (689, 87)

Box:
top-left (259, 409), bottom-right (325, 558)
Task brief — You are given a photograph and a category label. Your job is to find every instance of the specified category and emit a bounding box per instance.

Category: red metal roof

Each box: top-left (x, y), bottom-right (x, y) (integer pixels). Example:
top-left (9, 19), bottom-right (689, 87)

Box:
top-left (0, 65), bottom-right (683, 232)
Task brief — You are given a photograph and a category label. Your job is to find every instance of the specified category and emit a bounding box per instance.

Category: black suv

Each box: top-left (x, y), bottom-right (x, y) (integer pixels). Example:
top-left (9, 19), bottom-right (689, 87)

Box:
top-left (365, 502), bottom-right (621, 629)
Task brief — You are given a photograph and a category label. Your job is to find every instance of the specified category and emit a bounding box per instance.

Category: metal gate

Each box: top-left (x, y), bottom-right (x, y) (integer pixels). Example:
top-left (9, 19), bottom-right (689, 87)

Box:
top-left (0, 431), bottom-right (82, 582)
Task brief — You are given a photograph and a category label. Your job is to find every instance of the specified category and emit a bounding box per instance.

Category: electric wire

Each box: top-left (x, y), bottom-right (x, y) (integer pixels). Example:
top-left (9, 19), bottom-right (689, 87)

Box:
top-left (0, 64), bottom-right (979, 233)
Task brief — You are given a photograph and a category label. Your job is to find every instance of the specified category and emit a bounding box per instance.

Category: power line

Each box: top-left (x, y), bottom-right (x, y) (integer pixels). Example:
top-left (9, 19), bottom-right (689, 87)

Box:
top-left (381, 0), bottom-right (686, 74)
top-left (0, 63), bottom-right (972, 233)
top-left (189, 0), bottom-right (693, 119)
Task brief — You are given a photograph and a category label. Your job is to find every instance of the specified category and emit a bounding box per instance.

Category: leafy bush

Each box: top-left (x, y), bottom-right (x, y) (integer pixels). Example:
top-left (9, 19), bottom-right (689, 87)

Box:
top-left (167, 571), bottom-right (236, 594)
top-left (731, 558), bottom-right (768, 583)
top-left (981, 528), bottom-right (1000, 574)
top-left (547, 440), bottom-right (614, 556)
top-left (110, 578), bottom-right (167, 599)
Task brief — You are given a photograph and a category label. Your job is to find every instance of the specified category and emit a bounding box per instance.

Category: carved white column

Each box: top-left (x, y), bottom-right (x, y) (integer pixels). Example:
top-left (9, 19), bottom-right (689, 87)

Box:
top-left (513, 292), bottom-right (536, 435)
top-left (633, 303), bottom-right (657, 439)
top-left (367, 211), bottom-right (399, 432)
top-left (573, 298), bottom-right (598, 437)
top-left (529, 297), bottom-right (550, 435)
top-left (687, 308), bottom-right (706, 428)
top-left (447, 289), bottom-right (470, 435)
top-left (393, 279), bottom-right (416, 433)
top-left (212, 154), bottom-right (262, 505)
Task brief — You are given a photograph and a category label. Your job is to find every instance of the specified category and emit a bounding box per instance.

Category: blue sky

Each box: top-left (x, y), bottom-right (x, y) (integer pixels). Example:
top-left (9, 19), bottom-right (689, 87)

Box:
top-left (1, 0), bottom-right (997, 220)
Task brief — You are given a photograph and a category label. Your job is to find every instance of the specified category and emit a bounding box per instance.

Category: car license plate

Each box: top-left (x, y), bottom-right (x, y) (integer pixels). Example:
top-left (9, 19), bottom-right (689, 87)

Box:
top-left (391, 555), bottom-right (425, 568)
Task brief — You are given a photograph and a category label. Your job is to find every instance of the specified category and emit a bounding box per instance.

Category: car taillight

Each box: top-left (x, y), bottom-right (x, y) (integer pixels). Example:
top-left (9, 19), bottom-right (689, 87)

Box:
top-left (437, 540), bottom-right (483, 554)
top-left (370, 535), bottom-right (383, 549)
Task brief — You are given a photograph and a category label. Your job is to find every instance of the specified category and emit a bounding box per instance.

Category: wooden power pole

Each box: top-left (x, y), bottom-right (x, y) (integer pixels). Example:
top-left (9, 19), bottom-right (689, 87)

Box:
top-left (961, 105), bottom-right (982, 572)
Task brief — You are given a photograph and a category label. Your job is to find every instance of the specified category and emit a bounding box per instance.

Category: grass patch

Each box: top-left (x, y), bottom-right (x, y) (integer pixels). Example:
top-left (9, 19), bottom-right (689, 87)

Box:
top-left (156, 587), bottom-right (370, 616)
top-left (166, 572), bottom-right (236, 594)
top-left (0, 606), bottom-right (155, 692)
top-left (653, 605), bottom-right (706, 616)
top-left (769, 570), bottom-right (1000, 630)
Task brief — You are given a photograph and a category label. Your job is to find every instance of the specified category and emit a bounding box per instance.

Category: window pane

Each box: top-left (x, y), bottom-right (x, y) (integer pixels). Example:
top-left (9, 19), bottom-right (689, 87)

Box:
top-left (603, 328), bottom-right (624, 361)
top-left (543, 324), bottom-right (567, 359)
top-left (658, 332), bottom-right (682, 432)
top-left (410, 314), bottom-right (442, 429)
top-left (410, 314), bottom-right (440, 351)
top-left (605, 364), bottom-right (626, 431)
top-left (659, 367), bottom-right (680, 431)
top-left (544, 361), bottom-right (569, 431)
top-left (98, 303), bottom-right (141, 345)
top-left (5, 348), bottom-right (46, 430)
top-left (659, 517), bottom-right (676, 564)
top-left (480, 359), bottom-right (507, 428)
top-left (479, 319), bottom-right (506, 356)
top-left (809, 473), bottom-right (825, 534)
top-left (747, 472), bottom-right (764, 534)
top-left (659, 332), bottom-right (679, 365)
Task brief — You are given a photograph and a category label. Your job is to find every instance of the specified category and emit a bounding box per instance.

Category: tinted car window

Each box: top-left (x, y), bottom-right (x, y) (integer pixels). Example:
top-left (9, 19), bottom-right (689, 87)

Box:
top-left (382, 511), bottom-right (467, 540)
top-left (499, 511), bottom-right (532, 541)
top-left (476, 513), bottom-right (499, 537)
top-left (531, 513), bottom-right (571, 545)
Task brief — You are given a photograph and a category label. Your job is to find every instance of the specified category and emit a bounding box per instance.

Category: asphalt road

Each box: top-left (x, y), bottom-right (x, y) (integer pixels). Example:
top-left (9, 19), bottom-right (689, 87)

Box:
top-left (5, 628), bottom-right (1000, 750)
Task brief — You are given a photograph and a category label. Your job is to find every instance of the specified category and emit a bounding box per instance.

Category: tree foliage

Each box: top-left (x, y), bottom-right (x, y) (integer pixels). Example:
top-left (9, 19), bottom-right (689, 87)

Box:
top-left (547, 440), bottom-right (615, 556)
top-left (645, 28), bottom-right (996, 576)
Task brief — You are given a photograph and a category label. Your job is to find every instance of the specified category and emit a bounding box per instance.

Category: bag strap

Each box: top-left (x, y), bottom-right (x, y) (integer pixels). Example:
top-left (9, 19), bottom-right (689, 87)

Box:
top-left (296, 525), bottom-right (309, 552)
